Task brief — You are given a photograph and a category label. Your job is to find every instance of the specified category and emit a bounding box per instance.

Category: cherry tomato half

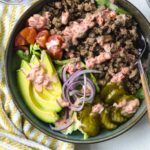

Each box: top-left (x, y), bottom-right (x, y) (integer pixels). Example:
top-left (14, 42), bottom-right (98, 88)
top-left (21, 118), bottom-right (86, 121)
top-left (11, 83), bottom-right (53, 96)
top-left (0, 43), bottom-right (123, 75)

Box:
top-left (15, 27), bottom-right (37, 46)
top-left (46, 35), bottom-right (64, 60)
top-left (15, 34), bottom-right (27, 47)
top-left (20, 27), bottom-right (37, 44)
top-left (36, 30), bottom-right (49, 48)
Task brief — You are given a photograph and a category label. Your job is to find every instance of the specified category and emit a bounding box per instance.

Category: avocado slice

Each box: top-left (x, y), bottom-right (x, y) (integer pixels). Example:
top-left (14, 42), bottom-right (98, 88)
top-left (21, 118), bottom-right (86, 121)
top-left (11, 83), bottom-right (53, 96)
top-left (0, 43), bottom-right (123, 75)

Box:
top-left (17, 51), bottom-right (62, 123)
top-left (32, 87), bottom-right (61, 112)
top-left (30, 54), bottom-right (62, 98)
top-left (17, 69), bottom-right (59, 123)
top-left (40, 51), bottom-right (62, 96)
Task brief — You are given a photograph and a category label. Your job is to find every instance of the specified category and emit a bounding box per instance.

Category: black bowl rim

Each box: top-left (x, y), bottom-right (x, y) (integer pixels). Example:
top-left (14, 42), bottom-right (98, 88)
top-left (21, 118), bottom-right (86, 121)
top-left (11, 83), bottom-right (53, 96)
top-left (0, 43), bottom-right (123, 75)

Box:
top-left (4, 0), bottom-right (149, 144)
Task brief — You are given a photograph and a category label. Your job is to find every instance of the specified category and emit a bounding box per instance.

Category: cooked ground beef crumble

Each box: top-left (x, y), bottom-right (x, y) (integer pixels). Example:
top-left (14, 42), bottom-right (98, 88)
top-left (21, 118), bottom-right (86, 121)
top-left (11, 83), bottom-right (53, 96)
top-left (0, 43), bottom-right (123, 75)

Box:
top-left (41, 0), bottom-right (141, 94)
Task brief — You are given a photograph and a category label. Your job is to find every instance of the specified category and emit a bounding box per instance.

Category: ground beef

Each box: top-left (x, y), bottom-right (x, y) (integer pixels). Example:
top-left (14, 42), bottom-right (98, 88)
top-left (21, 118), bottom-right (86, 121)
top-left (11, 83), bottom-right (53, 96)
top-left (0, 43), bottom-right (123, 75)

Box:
top-left (42, 0), bottom-right (141, 94)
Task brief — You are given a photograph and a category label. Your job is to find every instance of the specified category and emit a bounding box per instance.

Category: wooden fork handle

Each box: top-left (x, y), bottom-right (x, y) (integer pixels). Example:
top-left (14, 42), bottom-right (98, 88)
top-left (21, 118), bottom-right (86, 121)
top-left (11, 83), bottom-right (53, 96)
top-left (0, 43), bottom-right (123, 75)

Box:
top-left (140, 74), bottom-right (150, 122)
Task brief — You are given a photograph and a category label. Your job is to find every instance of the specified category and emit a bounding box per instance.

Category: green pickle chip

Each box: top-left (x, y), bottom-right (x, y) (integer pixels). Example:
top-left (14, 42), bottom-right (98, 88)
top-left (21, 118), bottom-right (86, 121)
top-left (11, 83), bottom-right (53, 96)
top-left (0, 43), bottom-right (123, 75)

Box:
top-left (82, 112), bottom-right (101, 137)
top-left (101, 83), bottom-right (123, 99)
top-left (78, 104), bottom-right (101, 137)
top-left (111, 107), bottom-right (127, 124)
top-left (100, 108), bottom-right (117, 130)
top-left (105, 88), bottom-right (126, 104)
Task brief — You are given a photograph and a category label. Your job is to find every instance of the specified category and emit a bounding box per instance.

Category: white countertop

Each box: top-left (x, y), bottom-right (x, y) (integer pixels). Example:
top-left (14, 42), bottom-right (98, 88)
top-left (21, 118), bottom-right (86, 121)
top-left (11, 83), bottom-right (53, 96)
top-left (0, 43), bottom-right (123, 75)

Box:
top-left (76, 1), bottom-right (150, 150)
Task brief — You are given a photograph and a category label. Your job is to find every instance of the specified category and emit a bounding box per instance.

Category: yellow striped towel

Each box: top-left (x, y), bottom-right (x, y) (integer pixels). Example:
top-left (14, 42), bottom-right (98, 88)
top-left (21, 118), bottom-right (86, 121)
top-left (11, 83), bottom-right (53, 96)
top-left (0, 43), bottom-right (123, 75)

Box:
top-left (0, 1), bottom-right (74, 150)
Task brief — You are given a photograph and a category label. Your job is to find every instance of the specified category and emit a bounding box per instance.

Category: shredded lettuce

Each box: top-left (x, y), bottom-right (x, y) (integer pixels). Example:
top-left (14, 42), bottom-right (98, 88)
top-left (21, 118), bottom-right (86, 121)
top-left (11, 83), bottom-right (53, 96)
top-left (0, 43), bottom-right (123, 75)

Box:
top-left (96, 0), bottom-right (128, 14)
top-left (136, 72), bottom-right (150, 100)
top-left (54, 59), bottom-right (71, 65)
top-left (62, 113), bottom-right (81, 135)
top-left (136, 88), bottom-right (144, 100)
top-left (96, 0), bottom-right (109, 6)
top-left (79, 129), bottom-right (89, 140)
top-left (90, 73), bottom-right (100, 92)
top-left (17, 50), bottom-right (31, 62)
top-left (30, 43), bottom-right (42, 57)
top-left (62, 112), bottom-right (89, 139)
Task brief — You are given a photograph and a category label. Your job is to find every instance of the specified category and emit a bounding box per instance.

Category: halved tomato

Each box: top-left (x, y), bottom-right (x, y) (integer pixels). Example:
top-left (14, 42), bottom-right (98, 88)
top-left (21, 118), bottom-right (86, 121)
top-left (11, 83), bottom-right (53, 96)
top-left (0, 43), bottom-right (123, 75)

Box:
top-left (15, 34), bottom-right (27, 47)
top-left (46, 35), bottom-right (64, 60)
top-left (15, 27), bottom-right (37, 46)
top-left (20, 27), bottom-right (37, 44)
top-left (36, 30), bottom-right (49, 48)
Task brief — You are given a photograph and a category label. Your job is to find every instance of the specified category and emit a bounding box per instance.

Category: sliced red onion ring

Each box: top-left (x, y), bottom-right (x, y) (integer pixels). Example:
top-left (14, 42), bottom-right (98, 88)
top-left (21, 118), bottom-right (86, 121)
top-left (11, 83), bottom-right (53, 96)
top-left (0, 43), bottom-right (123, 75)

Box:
top-left (50, 119), bottom-right (74, 131)
top-left (69, 90), bottom-right (83, 97)
top-left (70, 97), bottom-right (85, 112)
top-left (61, 66), bottom-right (68, 83)
top-left (69, 74), bottom-right (86, 112)
top-left (62, 69), bottom-right (101, 111)
top-left (67, 70), bottom-right (101, 84)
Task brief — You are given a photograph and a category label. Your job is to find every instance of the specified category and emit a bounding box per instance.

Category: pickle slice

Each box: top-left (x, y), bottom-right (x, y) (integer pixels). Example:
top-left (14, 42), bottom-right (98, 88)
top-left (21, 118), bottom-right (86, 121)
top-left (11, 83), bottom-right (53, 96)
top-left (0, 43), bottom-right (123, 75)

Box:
top-left (116, 95), bottom-right (136, 103)
top-left (114, 95), bottom-right (138, 119)
top-left (111, 107), bottom-right (127, 124)
top-left (93, 95), bottom-right (103, 104)
top-left (78, 104), bottom-right (101, 137)
top-left (101, 82), bottom-right (123, 100)
top-left (105, 88), bottom-right (126, 104)
top-left (100, 109), bottom-right (117, 130)
top-left (78, 104), bottom-right (92, 121)
top-left (81, 112), bottom-right (101, 137)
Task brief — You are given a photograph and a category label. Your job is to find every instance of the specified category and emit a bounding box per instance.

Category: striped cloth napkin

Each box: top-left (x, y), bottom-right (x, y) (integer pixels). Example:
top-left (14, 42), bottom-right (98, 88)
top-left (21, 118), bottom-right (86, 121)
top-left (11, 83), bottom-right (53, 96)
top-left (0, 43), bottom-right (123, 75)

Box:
top-left (0, 1), bottom-right (74, 150)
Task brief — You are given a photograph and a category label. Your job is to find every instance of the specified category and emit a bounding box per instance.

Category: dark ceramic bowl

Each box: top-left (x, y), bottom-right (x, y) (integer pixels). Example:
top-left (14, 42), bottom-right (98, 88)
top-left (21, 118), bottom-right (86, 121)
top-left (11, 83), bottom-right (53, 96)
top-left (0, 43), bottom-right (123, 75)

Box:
top-left (5, 0), bottom-right (150, 144)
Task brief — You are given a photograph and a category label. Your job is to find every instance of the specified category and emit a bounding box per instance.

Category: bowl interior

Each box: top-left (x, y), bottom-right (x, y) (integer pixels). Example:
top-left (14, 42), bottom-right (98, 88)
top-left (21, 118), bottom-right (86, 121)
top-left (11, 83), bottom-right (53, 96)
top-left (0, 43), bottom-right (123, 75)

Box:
top-left (5, 0), bottom-right (150, 144)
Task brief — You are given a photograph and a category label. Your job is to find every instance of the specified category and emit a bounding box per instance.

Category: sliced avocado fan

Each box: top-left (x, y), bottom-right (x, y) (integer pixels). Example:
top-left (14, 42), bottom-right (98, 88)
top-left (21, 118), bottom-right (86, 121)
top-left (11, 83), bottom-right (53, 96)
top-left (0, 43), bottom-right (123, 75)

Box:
top-left (17, 51), bottom-right (62, 123)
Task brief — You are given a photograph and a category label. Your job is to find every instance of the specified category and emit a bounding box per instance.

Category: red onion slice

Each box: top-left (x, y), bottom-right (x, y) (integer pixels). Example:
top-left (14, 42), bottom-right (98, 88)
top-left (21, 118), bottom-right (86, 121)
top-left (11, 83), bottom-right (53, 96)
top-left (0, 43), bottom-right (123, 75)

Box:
top-left (50, 119), bottom-right (74, 131)
top-left (61, 66), bottom-right (68, 83)
top-left (62, 69), bottom-right (101, 111)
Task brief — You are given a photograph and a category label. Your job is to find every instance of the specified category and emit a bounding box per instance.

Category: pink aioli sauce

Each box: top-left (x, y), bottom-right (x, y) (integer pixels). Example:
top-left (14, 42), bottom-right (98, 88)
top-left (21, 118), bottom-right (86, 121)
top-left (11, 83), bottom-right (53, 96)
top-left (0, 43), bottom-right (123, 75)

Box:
top-left (113, 98), bottom-right (140, 116)
top-left (22, 63), bottom-right (57, 92)
top-left (92, 103), bottom-right (104, 114)
top-left (86, 52), bottom-right (111, 69)
top-left (57, 98), bottom-right (70, 108)
top-left (28, 12), bottom-right (50, 30)
top-left (111, 67), bottom-right (129, 83)
top-left (65, 62), bottom-right (81, 74)
top-left (62, 8), bottom-right (116, 44)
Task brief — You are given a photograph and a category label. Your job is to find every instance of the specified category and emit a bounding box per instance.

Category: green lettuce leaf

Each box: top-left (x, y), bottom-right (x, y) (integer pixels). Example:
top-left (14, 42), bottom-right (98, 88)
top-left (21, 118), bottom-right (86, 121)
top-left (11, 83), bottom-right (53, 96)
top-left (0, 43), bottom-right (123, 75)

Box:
top-left (17, 50), bottom-right (31, 62)
top-left (96, 0), bottom-right (128, 14)
top-left (30, 43), bottom-right (42, 57)
top-left (62, 112), bottom-right (89, 139)
top-left (136, 88), bottom-right (144, 100)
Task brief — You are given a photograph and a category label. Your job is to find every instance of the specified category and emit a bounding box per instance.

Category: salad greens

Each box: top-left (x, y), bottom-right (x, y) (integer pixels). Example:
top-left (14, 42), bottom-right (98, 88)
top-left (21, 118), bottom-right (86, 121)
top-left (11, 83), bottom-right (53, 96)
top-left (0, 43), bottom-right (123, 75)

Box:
top-left (17, 50), bottom-right (31, 62)
top-left (96, 0), bottom-right (128, 14)
top-left (54, 59), bottom-right (100, 92)
top-left (62, 112), bottom-right (89, 139)
top-left (30, 43), bottom-right (42, 57)
top-left (136, 88), bottom-right (144, 100)
top-left (54, 59), bottom-right (71, 65)
top-left (14, 0), bottom-right (142, 140)
top-left (17, 43), bottom-right (42, 62)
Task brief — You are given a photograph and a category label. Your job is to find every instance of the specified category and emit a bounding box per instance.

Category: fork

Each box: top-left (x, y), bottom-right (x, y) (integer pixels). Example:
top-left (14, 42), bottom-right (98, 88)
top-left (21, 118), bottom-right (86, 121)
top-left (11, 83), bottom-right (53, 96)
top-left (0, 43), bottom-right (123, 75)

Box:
top-left (137, 34), bottom-right (150, 122)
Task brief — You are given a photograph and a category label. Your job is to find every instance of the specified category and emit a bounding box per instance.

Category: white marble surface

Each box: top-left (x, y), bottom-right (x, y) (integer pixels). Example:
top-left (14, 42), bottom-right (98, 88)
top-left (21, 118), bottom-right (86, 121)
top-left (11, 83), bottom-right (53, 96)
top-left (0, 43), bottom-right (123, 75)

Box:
top-left (76, 1), bottom-right (150, 150)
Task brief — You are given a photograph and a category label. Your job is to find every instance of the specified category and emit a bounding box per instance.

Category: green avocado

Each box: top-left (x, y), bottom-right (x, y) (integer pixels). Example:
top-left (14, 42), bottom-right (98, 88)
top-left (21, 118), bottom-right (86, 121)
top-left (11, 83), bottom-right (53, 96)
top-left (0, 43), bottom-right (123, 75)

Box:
top-left (17, 51), bottom-right (62, 123)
